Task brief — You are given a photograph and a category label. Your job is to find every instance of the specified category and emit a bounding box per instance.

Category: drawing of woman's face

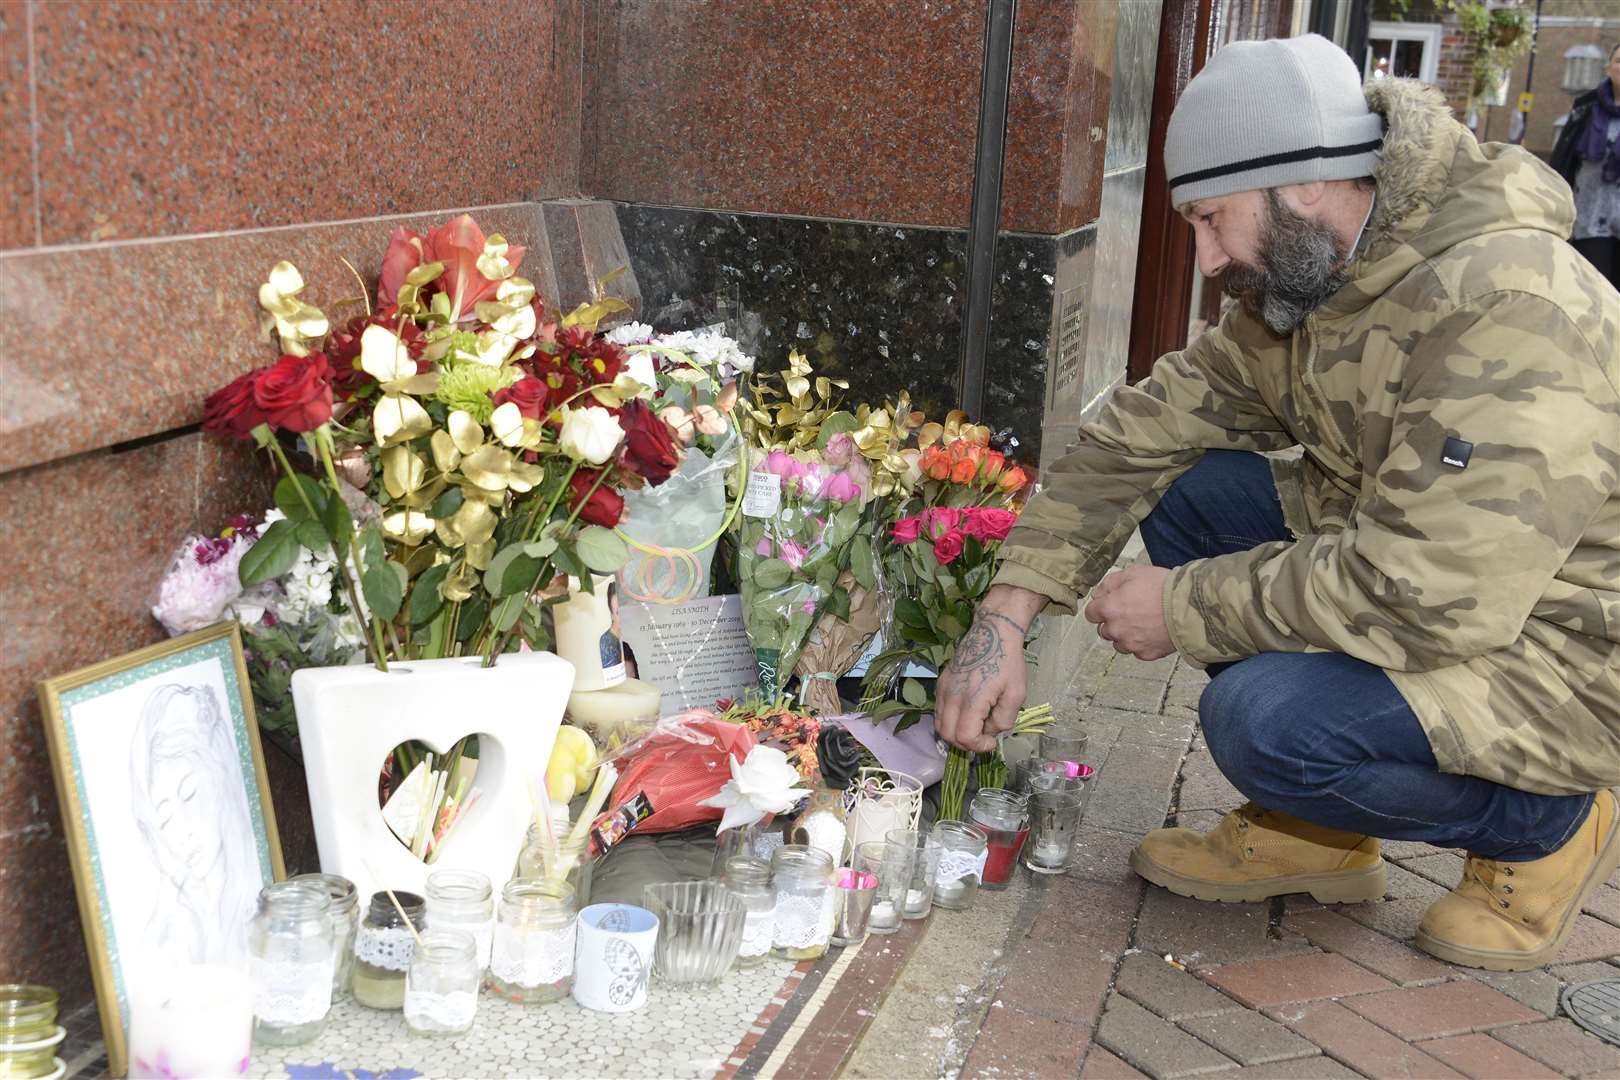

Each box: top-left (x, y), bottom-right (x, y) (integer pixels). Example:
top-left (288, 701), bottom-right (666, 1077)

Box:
top-left (139, 690), bottom-right (230, 885)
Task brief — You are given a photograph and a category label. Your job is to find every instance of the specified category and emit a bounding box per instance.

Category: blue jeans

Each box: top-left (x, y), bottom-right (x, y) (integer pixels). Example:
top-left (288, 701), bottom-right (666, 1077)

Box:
top-left (1139, 450), bottom-right (1592, 860)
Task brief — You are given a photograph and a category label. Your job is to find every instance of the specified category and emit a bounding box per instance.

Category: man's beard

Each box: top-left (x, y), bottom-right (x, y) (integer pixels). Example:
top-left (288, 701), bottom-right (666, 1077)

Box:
top-left (1221, 189), bottom-right (1350, 335)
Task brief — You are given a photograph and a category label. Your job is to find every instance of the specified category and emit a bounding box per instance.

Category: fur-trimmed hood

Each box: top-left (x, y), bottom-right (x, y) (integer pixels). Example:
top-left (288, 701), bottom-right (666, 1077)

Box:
top-left (1328, 78), bottom-right (1576, 315)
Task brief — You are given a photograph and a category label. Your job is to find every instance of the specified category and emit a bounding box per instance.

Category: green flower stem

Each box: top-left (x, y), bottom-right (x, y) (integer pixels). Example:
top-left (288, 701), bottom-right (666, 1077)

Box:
top-left (264, 434), bottom-right (386, 671)
top-left (483, 463), bottom-right (610, 666)
top-left (311, 430), bottom-right (392, 671)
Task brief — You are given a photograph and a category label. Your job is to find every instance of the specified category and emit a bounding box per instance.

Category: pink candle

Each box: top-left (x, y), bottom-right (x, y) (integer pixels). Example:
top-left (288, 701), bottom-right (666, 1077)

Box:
top-left (127, 965), bottom-right (253, 1079)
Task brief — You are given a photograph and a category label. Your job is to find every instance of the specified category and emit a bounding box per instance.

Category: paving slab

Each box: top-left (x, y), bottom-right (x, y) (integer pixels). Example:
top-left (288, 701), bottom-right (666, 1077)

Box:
top-left (1281, 908), bottom-right (1453, 985)
top-left (1175, 1009), bottom-right (1318, 1066)
top-left (1134, 890), bottom-right (1316, 971)
top-left (1341, 979), bottom-right (1542, 1040)
top-left (1115, 952), bottom-right (1242, 1021)
top-left (1268, 1000), bottom-right (1465, 1079)
top-left (1203, 952), bottom-right (1393, 1009)
top-left (1418, 1033), bottom-right (1565, 1079)
top-left (1490, 1018), bottom-right (1620, 1078)
top-left (1095, 994), bottom-right (1239, 1079)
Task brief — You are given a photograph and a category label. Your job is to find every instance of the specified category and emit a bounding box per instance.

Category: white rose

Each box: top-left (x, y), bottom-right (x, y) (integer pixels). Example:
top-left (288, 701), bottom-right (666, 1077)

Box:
top-left (558, 406), bottom-right (625, 465)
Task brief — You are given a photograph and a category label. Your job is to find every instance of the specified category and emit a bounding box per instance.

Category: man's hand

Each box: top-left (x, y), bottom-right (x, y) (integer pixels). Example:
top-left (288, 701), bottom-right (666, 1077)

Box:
top-left (1083, 565), bottom-right (1174, 659)
top-left (936, 585), bottom-right (1046, 752)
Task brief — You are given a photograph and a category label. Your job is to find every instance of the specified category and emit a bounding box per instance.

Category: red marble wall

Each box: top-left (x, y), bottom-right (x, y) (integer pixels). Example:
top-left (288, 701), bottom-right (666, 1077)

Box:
top-left (580, 0), bottom-right (989, 228)
top-left (0, 0), bottom-right (582, 1016)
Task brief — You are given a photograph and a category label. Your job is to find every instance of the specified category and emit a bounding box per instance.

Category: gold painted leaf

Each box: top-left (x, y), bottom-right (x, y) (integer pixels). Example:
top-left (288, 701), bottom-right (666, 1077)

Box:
top-left (431, 429), bottom-right (462, 473)
top-left (360, 324), bottom-right (416, 383)
top-left (464, 539), bottom-right (495, 571)
top-left (460, 444), bottom-right (513, 492)
top-left (373, 394), bottom-right (432, 447)
top-left (448, 411), bottom-right (485, 456)
top-left (382, 445), bottom-right (426, 499)
top-left (489, 402), bottom-right (526, 448)
top-left (382, 510), bottom-right (434, 545)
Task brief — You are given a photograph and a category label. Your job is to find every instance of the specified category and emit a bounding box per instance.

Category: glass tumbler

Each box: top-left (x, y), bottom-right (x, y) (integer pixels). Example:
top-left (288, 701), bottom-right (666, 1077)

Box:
top-left (248, 881), bottom-right (334, 1046)
top-left (404, 929), bottom-right (481, 1036)
top-left (1024, 789), bottom-right (1086, 874)
top-left (1037, 720), bottom-right (1088, 763)
top-left (887, 827), bottom-right (941, 919)
top-left (769, 845), bottom-right (836, 961)
top-left (0, 985), bottom-right (61, 1080)
top-left (968, 788), bottom-right (1030, 890)
top-left (291, 872), bottom-right (359, 1001)
top-left (854, 840), bottom-right (916, 934)
top-left (931, 821), bottom-right (989, 910)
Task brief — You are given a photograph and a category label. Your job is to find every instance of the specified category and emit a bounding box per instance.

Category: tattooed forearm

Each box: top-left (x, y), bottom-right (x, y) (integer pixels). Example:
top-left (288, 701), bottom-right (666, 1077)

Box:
top-left (977, 610), bottom-right (1030, 639)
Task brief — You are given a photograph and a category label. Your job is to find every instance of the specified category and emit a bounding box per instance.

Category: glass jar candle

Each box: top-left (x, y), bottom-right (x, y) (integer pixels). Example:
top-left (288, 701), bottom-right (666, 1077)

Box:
top-left (854, 840), bottom-right (915, 934)
top-left (248, 881), bottom-right (334, 1045)
top-left (515, 813), bottom-right (593, 906)
top-left (403, 929), bottom-right (481, 1036)
top-left (488, 882), bottom-right (578, 1004)
top-left (931, 820), bottom-right (989, 910)
top-left (425, 869), bottom-right (494, 973)
top-left (721, 856), bottom-right (776, 969)
top-left (887, 827), bottom-right (941, 920)
top-left (351, 891), bottom-right (424, 1011)
top-left (1025, 789), bottom-right (1086, 874)
top-left (0, 984), bottom-right (61, 1079)
top-left (969, 788), bottom-right (1030, 889)
top-left (769, 845), bottom-right (835, 961)
top-left (291, 872), bottom-right (359, 1001)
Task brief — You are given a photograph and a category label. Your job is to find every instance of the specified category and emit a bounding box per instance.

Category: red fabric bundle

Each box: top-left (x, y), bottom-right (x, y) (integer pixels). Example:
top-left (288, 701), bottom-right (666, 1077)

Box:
top-left (589, 710), bottom-right (757, 852)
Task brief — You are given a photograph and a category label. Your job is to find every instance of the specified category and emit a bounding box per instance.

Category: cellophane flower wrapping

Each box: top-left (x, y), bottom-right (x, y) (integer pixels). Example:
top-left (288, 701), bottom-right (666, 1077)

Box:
top-left (587, 710), bottom-right (759, 853)
top-left (734, 450), bottom-right (869, 699)
top-left (793, 570), bottom-right (885, 715)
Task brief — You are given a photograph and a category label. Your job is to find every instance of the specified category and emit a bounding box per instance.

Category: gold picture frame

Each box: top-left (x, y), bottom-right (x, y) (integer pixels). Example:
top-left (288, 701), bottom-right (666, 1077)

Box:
top-left (38, 621), bottom-right (284, 1078)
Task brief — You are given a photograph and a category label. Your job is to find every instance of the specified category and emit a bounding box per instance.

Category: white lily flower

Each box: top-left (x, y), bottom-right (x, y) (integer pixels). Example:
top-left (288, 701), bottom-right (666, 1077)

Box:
top-left (558, 405), bottom-right (624, 465)
top-left (700, 745), bottom-right (809, 834)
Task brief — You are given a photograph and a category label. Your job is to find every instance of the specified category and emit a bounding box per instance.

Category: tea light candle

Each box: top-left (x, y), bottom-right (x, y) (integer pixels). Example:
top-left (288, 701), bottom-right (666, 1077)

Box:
top-left (127, 965), bottom-right (253, 1080)
top-left (566, 679), bottom-right (662, 744)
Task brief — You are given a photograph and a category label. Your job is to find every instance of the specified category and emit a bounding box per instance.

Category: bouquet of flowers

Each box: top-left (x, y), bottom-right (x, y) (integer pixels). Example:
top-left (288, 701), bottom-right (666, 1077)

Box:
top-left (603, 323), bottom-right (750, 602)
top-left (153, 510), bottom-right (368, 731)
top-left (199, 214), bottom-right (712, 675)
top-left (860, 422), bottom-right (1031, 730)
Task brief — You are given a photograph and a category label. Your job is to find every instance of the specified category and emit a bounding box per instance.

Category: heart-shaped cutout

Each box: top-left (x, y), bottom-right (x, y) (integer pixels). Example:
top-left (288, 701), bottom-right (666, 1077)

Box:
top-left (378, 734), bottom-right (486, 863)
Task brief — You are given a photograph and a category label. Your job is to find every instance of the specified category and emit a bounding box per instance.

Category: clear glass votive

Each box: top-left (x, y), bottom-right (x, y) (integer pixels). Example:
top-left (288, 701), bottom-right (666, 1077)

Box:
top-left (968, 788), bottom-right (1030, 890)
top-left (424, 869), bottom-right (494, 974)
top-left (854, 840), bottom-right (916, 934)
top-left (404, 929), bottom-right (481, 1036)
top-left (248, 881), bottom-right (334, 1046)
top-left (1038, 720), bottom-right (1088, 763)
top-left (1024, 789), bottom-right (1086, 874)
top-left (931, 821), bottom-right (989, 911)
top-left (722, 857), bottom-right (777, 969)
top-left (887, 827), bottom-right (941, 920)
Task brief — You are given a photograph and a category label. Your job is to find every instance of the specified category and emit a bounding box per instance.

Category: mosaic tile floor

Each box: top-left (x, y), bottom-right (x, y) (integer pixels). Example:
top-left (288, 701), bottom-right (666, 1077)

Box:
top-left (246, 959), bottom-right (802, 1080)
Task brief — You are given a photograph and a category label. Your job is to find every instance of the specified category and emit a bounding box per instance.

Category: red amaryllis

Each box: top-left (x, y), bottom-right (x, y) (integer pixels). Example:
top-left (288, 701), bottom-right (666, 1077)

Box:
top-left (202, 369), bottom-right (268, 440)
top-left (569, 469), bottom-right (625, 528)
top-left (617, 400), bottom-right (681, 485)
top-left (491, 377), bottom-right (551, 421)
top-left (426, 214), bottom-right (525, 320)
top-left (253, 352), bottom-right (335, 432)
top-left (377, 226), bottom-right (427, 309)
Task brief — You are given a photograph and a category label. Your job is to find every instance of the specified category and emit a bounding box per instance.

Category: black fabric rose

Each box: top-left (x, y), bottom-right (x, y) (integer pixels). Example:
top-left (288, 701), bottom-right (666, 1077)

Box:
top-left (816, 724), bottom-right (865, 792)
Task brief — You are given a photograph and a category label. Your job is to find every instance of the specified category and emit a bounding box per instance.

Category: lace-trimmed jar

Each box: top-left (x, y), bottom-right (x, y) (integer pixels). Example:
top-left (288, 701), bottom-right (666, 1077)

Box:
top-left (424, 870), bottom-right (494, 974)
top-left (351, 891), bottom-right (425, 1011)
top-left (721, 856), bottom-right (775, 970)
top-left (404, 929), bottom-right (481, 1036)
top-left (290, 872), bottom-right (359, 1001)
top-left (248, 881), bottom-right (335, 1045)
top-left (769, 845), bottom-right (835, 961)
top-left (488, 882), bottom-right (578, 1004)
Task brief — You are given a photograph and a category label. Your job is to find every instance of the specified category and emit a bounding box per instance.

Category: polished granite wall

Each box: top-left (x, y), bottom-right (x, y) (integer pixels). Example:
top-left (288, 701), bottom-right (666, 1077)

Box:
top-left (0, 0), bottom-right (583, 1009)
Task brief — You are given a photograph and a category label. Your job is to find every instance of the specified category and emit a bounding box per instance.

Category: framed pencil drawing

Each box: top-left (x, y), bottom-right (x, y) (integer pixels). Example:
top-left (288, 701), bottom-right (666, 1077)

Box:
top-left (38, 621), bottom-right (283, 1077)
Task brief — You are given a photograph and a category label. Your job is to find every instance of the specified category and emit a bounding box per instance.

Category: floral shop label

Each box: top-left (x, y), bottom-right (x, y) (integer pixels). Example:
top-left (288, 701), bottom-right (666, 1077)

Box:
top-left (742, 472), bottom-right (782, 518)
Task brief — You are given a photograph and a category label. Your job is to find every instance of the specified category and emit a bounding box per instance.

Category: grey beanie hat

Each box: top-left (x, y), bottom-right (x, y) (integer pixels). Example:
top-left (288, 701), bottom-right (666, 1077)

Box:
top-left (1165, 34), bottom-right (1384, 207)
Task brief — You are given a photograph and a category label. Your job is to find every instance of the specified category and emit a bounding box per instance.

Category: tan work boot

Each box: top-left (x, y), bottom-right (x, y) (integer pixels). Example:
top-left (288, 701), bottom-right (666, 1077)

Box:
top-left (1414, 789), bottom-right (1620, 972)
top-left (1129, 802), bottom-right (1387, 903)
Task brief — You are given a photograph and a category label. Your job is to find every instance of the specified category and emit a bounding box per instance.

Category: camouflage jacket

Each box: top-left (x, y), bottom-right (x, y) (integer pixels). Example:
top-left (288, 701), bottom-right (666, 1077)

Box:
top-left (994, 79), bottom-right (1620, 796)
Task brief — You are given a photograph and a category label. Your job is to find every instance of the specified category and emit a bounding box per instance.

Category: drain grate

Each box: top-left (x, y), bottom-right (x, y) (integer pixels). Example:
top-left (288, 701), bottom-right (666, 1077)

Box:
top-left (1562, 978), bottom-right (1620, 1048)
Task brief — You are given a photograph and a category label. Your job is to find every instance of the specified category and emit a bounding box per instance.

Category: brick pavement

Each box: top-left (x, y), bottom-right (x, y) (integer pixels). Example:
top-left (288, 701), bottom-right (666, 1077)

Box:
top-left (947, 639), bottom-right (1620, 1080)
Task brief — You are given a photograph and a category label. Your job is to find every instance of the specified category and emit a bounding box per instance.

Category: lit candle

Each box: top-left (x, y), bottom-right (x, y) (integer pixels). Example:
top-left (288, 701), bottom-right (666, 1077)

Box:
top-left (127, 965), bottom-right (254, 1079)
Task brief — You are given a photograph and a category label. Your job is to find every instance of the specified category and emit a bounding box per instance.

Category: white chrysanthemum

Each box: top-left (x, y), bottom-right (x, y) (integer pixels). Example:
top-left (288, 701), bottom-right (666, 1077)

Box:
top-left (605, 321), bottom-right (656, 345)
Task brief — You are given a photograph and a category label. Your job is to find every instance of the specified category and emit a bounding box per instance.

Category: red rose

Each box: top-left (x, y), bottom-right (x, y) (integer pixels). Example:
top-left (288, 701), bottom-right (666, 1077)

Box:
top-left (202, 369), bottom-right (268, 440)
top-left (891, 516), bottom-right (922, 545)
top-left (424, 214), bottom-right (525, 320)
top-left (253, 352), bottom-right (334, 432)
top-left (569, 469), bottom-right (625, 527)
top-left (492, 377), bottom-right (551, 421)
top-left (617, 400), bottom-right (681, 485)
top-left (976, 507), bottom-right (1017, 542)
top-left (933, 529), bottom-right (966, 566)
top-left (378, 227), bottom-right (426, 309)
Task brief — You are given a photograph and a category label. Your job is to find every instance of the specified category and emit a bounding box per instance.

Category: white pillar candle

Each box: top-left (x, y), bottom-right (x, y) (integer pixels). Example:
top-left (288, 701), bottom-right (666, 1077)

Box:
top-left (553, 576), bottom-right (627, 692)
top-left (127, 965), bottom-right (254, 1079)
top-left (566, 679), bottom-right (662, 747)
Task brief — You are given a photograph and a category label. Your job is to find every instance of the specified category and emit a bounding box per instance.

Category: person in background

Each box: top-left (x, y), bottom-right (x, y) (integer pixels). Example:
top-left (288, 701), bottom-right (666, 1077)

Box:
top-left (1551, 42), bottom-right (1620, 286)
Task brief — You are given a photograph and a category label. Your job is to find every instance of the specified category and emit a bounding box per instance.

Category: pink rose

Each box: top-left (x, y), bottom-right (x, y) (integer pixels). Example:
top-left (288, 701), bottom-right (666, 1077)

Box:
top-left (780, 541), bottom-right (808, 569)
top-left (823, 432), bottom-right (857, 468)
top-left (892, 516), bottom-right (922, 544)
top-left (922, 506), bottom-right (964, 539)
top-left (976, 507), bottom-right (1017, 542)
top-left (756, 538), bottom-right (773, 557)
top-left (822, 471), bottom-right (862, 504)
top-left (933, 530), bottom-right (966, 566)
top-left (764, 450), bottom-right (802, 479)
